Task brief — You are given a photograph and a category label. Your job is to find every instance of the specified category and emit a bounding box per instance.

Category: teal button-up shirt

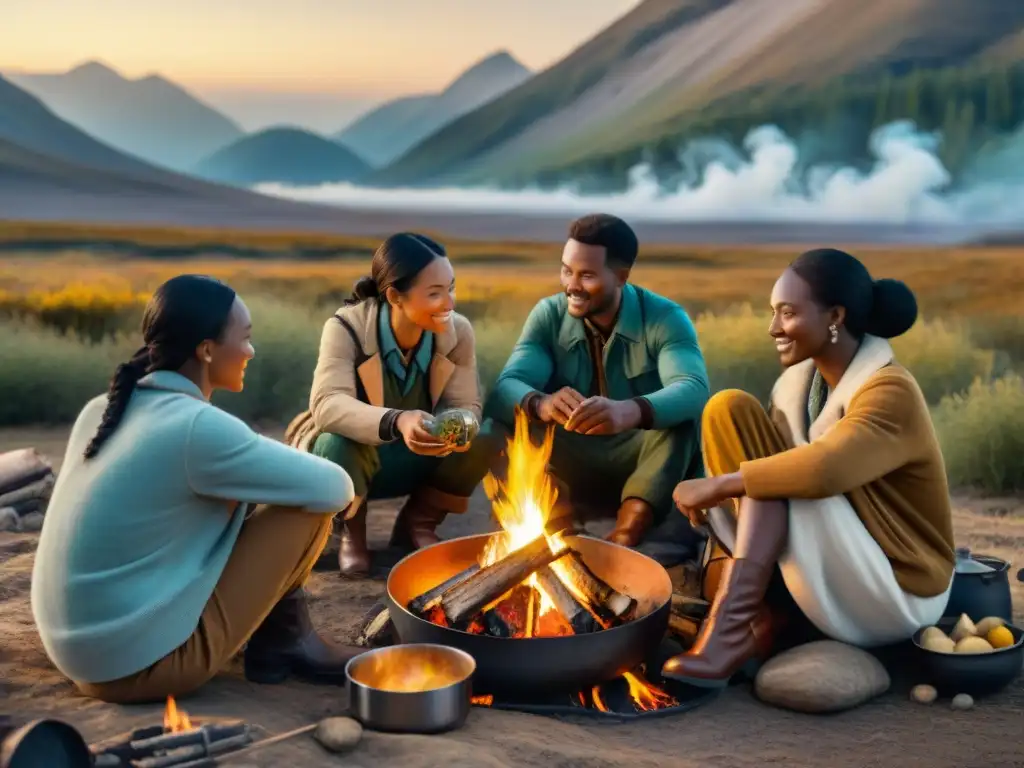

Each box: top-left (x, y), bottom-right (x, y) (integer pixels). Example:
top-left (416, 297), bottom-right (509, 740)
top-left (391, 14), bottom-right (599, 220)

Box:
top-left (486, 284), bottom-right (710, 430)
top-left (378, 302), bottom-right (434, 395)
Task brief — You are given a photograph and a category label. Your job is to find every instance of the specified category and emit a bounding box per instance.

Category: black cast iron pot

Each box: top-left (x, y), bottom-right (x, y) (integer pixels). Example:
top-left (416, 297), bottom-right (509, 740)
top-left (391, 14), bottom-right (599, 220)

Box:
top-left (385, 533), bottom-right (673, 697)
top-left (943, 553), bottom-right (1014, 623)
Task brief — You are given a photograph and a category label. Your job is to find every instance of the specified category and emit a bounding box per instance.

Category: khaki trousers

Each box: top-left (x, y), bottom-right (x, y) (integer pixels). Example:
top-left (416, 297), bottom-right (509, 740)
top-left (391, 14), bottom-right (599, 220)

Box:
top-left (75, 504), bottom-right (333, 704)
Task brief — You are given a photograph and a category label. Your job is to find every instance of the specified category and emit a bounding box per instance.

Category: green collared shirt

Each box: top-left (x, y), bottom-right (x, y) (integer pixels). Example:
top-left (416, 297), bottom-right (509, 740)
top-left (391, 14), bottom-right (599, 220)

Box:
top-left (486, 284), bottom-right (710, 431)
top-left (378, 302), bottom-right (434, 396)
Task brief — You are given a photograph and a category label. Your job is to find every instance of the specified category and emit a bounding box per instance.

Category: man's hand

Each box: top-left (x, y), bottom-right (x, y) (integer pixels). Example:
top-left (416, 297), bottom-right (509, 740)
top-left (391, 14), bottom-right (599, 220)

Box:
top-left (536, 387), bottom-right (584, 425)
top-left (564, 397), bottom-right (642, 436)
top-left (396, 410), bottom-right (452, 457)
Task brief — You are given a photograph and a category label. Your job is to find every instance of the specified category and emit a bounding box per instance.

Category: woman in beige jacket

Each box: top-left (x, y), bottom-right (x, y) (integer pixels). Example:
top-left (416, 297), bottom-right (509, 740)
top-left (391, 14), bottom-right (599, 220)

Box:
top-left (662, 248), bottom-right (956, 688)
top-left (290, 233), bottom-right (499, 577)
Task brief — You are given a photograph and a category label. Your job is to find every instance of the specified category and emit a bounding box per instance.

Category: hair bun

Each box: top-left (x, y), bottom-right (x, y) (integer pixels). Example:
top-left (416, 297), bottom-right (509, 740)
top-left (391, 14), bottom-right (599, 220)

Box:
top-left (867, 278), bottom-right (918, 339)
top-left (351, 276), bottom-right (380, 302)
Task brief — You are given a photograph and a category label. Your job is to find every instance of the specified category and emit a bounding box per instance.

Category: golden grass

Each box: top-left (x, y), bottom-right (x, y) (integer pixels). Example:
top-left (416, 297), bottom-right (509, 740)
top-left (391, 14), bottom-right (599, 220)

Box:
top-left (2, 243), bottom-right (1024, 319)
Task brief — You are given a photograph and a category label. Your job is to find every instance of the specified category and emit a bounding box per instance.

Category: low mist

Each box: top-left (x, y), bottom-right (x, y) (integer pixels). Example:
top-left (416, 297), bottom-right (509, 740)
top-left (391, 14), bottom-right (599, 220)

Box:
top-left (258, 121), bottom-right (1024, 225)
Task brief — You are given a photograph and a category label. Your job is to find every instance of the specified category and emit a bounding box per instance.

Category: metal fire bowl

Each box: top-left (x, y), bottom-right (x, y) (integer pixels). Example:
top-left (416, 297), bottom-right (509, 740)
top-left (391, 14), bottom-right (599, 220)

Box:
top-left (386, 533), bottom-right (673, 697)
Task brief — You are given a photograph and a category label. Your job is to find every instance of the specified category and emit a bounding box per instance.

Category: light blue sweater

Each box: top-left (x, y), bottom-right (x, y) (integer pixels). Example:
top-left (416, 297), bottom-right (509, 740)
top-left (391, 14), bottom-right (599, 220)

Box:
top-left (31, 371), bottom-right (354, 684)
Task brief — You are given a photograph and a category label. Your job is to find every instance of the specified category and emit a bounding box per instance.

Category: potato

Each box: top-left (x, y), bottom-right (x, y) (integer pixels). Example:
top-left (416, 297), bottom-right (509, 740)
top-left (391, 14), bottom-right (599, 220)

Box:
top-left (974, 616), bottom-right (1005, 637)
top-left (953, 636), bottom-right (993, 654)
top-left (950, 614), bottom-right (979, 642)
top-left (920, 630), bottom-right (956, 653)
top-left (951, 693), bottom-right (974, 710)
top-left (910, 684), bottom-right (938, 704)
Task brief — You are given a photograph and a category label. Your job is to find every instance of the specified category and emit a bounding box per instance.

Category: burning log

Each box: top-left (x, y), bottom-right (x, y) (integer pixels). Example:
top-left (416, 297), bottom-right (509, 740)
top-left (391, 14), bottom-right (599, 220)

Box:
top-left (440, 534), bottom-right (570, 626)
top-left (408, 563), bottom-right (481, 615)
top-left (482, 584), bottom-right (533, 637)
top-left (557, 550), bottom-right (637, 625)
top-left (535, 566), bottom-right (600, 634)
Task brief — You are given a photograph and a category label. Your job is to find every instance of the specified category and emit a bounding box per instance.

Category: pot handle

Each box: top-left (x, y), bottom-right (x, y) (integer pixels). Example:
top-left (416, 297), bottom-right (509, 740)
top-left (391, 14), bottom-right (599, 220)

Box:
top-left (980, 571), bottom-right (1003, 585)
top-left (1017, 567), bottom-right (1023, 583)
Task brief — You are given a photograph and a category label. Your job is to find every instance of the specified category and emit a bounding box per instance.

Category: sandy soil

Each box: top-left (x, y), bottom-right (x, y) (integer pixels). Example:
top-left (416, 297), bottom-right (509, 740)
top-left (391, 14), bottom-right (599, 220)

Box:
top-left (1, 427), bottom-right (1023, 768)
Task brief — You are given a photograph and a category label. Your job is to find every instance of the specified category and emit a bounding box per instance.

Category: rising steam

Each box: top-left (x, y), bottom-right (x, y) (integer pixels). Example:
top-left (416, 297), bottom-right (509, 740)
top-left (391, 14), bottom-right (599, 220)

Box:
top-left (257, 121), bottom-right (1024, 225)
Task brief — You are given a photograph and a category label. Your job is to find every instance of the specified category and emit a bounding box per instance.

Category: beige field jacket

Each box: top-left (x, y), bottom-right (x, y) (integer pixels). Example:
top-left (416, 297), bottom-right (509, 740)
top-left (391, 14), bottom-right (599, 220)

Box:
top-left (304, 298), bottom-right (482, 446)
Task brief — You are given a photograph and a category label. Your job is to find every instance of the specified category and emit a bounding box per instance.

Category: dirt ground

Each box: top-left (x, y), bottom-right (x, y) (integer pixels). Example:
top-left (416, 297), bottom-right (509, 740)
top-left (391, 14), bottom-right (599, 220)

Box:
top-left (2, 427), bottom-right (1023, 768)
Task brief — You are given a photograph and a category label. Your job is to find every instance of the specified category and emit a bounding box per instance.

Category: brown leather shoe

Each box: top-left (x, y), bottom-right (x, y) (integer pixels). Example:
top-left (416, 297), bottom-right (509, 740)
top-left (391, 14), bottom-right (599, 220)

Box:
top-left (661, 558), bottom-right (776, 687)
top-left (605, 498), bottom-right (654, 547)
top-left (339, 500), bottom-right (370, 578)
top-left (390, 494), bottom-right (449, 551)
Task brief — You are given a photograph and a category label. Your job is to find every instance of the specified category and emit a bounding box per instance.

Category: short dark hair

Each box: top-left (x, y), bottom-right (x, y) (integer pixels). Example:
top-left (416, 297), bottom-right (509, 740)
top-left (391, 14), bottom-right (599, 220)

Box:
top-left (568, 214), bottom-right (638, 269)
top-left (789, 248), bottom-right (918, 339)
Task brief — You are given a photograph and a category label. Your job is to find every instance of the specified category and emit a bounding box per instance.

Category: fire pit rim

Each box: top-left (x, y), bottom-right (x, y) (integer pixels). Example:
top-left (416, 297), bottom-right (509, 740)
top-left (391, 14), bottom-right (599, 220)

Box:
top-left (385, 532), bottom-right (673, 643)
top-left (345, 642), bottom-right (477, 694)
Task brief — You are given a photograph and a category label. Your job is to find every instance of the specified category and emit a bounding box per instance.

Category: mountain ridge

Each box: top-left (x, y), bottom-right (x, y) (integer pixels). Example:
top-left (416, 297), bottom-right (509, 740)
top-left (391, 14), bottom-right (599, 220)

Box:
top-left (5, 60), bottom-right (244, 171)
top-left (335, 49), bottom-right (532, 167)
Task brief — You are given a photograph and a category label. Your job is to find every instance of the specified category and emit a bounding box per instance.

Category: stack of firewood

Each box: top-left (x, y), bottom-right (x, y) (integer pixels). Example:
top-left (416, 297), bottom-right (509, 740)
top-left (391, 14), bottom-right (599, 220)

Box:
top-left (0, 448), bottom-right (55, 532)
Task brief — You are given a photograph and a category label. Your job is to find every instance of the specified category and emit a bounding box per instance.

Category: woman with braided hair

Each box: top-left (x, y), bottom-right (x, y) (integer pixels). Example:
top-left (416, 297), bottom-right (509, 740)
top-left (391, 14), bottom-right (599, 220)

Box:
top-left (31, 275), bottom-right (359, 703)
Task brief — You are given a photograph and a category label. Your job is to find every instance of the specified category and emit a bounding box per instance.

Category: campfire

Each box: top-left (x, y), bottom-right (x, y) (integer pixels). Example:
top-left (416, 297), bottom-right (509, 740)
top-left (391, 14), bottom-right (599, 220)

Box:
top-left (405, 408), bottom-right (678, 713)
top-left (90, 697), bottom-right (253, 767)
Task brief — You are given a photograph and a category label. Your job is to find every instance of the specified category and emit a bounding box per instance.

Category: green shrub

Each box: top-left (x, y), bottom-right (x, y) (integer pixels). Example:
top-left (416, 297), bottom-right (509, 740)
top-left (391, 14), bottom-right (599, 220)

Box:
top-left (694, 306), bottom-right (780, 404)
top-left (211, 296), bottom-right (323, 424)
top-left (0, 320), bottom-right (132, 425)
top-left (892, 320), bottom-right (995, 404)
top-left (933, 374), bottom-right (1024, 493)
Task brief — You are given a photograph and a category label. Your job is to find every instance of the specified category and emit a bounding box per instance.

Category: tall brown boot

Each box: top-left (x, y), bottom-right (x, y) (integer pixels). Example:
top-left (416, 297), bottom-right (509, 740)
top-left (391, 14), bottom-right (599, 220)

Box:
top-left (605, 498), bottom-right (654, 547)
top-left (661, 501), bottom-right (787, 688)
top-left (339, 499), bottom-right (370, 578)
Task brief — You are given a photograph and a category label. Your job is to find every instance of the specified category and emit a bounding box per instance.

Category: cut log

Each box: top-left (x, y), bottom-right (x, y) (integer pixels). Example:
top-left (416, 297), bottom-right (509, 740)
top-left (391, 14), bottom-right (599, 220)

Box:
top-left (440, 535), bottom-right (570, 626)
top-left (555, 550), bottom-right (637, 625)
top-left (355, 602), bottom-right (394, 648)
top-left (0, 448), bottom-right (53, 496)
top-left (407, 563), bottom-right (480, 616)
top-left (535, 566), bottom-right (600, 634)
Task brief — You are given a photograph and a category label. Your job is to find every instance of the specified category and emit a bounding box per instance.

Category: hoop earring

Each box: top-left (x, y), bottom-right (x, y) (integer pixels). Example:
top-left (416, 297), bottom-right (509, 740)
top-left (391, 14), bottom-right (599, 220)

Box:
top-left (829, 324), bottom-right (839, 344)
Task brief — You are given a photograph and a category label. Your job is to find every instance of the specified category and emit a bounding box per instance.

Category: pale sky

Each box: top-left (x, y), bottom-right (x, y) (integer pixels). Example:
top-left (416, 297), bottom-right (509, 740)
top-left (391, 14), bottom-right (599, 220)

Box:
top-left (3, 0), bottom-right (641, 130)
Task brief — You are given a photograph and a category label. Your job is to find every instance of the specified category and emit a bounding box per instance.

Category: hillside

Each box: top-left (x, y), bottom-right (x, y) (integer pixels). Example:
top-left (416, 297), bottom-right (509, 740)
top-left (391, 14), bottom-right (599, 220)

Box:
top-left (5, 61), bottom-right (244, 172)
top-left (372, 0), bottom-right (1024, 186)
top-left (336, 50), bottom-right (531, 167)
top-left (193, 128), bottom-right (371, 186)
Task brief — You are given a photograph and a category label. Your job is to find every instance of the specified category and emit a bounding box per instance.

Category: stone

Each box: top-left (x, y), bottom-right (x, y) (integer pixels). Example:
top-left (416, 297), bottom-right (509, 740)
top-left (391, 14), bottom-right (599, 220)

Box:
top-left (910, 684), bottom-right (937, 704)
top-left (951, 693), bottom-right (974, 711)
top-left (754, 640), bottom-right (891, 713)
top-left (314, 716), bottom-right (363, 753)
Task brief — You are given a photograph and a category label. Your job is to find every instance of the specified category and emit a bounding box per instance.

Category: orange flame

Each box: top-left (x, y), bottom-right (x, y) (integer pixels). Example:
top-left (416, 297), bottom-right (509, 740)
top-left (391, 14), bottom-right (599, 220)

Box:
top-left (471, 694), bottom-right (494, 706)
top-left (163, 696), bottom-right (193, 733)
top-left (622, 671), bottom-right (678, 712)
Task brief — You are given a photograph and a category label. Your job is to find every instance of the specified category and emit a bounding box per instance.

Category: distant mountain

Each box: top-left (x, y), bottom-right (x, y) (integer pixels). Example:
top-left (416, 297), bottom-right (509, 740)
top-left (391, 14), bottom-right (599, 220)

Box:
top-left (336, 50), bottom-right (532, 167)
top-left (5, 61), bottom-right (244, 171)
top-left (372, 0), bottom-right (1024, 186)
top-left (193, 128), bottom-right (371, 186)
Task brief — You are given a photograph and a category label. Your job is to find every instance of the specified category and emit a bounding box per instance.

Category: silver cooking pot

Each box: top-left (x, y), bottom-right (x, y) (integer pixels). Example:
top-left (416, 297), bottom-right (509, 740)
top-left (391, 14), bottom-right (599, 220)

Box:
top-left (345, 644), bottom-right (475, 734)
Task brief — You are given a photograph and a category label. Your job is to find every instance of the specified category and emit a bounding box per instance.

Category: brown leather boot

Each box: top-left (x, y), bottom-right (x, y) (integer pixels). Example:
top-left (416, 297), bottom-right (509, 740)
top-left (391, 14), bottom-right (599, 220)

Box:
top-left (390, 487), bottom-right (459, 550)
top-left (605, 498), bottom-right (654, 547)
top-left (661, 502), bottom-right (787, 688)
top-left (339, 499), bottom-right (370, 578)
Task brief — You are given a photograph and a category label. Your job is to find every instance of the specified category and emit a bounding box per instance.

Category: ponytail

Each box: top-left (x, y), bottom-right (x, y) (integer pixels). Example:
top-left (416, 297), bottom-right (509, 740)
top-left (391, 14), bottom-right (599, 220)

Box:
top-left (346, 275), bottom-right (380, 305)
top-left (83, 345), bottom-right (151, 459)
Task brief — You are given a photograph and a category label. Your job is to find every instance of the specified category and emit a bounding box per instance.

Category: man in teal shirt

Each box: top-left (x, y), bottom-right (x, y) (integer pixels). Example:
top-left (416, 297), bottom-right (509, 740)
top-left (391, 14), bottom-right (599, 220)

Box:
top-left (486, 214), bottom-right (709, 547)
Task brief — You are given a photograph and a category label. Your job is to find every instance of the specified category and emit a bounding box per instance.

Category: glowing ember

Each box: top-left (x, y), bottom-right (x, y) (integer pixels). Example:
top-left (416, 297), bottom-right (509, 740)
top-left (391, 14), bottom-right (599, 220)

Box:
top-left (163, 696), bottom-right (193, 733)
top-left (471, 694), bottom-right (494, 706)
